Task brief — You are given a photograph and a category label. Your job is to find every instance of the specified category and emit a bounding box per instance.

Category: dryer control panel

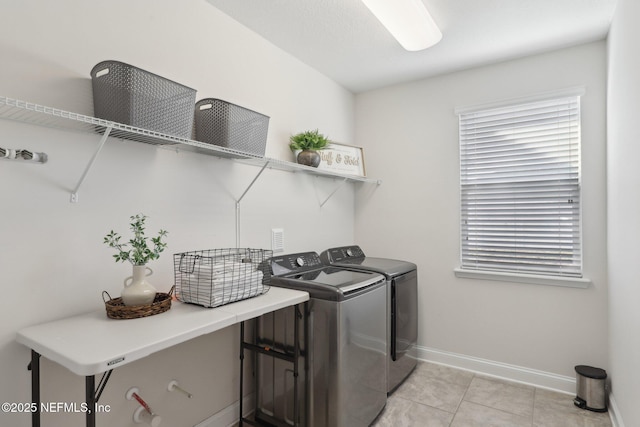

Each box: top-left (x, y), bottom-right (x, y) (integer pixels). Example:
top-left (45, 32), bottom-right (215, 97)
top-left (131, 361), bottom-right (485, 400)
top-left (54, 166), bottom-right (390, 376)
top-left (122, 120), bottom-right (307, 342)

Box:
top-left (321, 245), bottom-right (365, 263)
top-left (270, 252), bottom-right (324, 276)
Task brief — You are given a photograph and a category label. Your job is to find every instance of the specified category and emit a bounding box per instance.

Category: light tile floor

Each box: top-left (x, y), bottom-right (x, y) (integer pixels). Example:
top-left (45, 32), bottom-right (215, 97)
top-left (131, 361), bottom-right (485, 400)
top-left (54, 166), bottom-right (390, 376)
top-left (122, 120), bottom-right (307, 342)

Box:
top-left (373, 361), bottom-right (613, 427)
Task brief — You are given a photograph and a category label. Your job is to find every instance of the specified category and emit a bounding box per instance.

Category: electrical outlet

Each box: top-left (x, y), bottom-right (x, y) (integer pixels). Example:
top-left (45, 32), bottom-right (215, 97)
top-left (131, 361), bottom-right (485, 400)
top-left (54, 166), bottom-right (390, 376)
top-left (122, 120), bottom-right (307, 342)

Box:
top-left (271, 228), bottom-right (284, 253)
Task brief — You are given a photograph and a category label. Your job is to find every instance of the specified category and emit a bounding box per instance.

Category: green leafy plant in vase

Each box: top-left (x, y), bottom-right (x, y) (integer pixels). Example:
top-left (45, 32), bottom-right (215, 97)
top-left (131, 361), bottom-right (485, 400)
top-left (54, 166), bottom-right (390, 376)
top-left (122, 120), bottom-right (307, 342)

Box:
top-left (289, 129), bottom-right (330, 167)
top-left (104, 214), bottom-right (168, 306)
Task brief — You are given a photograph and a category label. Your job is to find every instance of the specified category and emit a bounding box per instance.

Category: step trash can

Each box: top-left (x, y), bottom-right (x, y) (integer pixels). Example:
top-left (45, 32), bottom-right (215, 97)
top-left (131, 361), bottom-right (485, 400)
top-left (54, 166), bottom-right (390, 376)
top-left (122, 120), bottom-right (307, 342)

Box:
top-left (574, 365), bottom-right (607, 412)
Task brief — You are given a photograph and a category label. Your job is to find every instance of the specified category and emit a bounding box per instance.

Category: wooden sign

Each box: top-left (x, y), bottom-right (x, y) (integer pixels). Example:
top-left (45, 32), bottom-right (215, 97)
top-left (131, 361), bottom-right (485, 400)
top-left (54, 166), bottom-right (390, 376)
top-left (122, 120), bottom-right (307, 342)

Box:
top-left (317, 143), bottom-right (366, 176)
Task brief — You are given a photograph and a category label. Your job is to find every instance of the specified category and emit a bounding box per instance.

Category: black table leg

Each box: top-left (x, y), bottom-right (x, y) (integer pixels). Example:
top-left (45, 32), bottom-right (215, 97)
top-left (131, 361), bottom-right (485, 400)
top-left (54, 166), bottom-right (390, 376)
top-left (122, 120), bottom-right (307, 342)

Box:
top-left (85, 375), bottom-right (96, 427)
top-left (30, 350), bottom-right (41, 427)
top-left (239, 321), bottom-right (245, 427)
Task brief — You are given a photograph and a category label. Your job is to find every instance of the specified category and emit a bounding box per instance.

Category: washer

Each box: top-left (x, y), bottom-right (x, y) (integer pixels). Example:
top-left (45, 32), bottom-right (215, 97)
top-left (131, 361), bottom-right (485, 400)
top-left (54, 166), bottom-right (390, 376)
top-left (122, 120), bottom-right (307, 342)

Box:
top-left (321, 245), bottom-right (418, 394)
top-left (256, 251), bottom-right (387, 427)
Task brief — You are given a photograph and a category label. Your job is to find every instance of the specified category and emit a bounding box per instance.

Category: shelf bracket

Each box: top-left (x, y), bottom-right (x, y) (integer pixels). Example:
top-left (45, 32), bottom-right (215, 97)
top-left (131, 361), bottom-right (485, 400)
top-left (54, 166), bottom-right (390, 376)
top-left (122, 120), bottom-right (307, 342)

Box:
top-left (70, 126), bottom-right (112, 203)
top-left (319, 177), bottom-right (348, 207)
top-left (237, 160), bottom-right (270, 205)
top-left (235, 160), bottom-right (270, 247)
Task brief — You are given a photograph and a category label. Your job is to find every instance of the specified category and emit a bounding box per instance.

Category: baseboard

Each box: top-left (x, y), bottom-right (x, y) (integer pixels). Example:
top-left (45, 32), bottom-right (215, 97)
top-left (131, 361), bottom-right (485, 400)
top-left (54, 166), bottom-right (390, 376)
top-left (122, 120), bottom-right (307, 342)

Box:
top-left (608, 392), bottom-right (625, 427)
top-left (194, 393), bottom-right (254, 427)
top-left (416, 345), bottom-right (576, 394)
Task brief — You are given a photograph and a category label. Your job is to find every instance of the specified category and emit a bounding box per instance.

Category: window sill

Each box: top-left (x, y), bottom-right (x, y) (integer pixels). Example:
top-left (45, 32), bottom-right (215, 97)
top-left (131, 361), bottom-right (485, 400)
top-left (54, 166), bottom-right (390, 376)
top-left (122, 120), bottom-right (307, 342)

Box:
top-left (453, 268), bottom-right (591, 289)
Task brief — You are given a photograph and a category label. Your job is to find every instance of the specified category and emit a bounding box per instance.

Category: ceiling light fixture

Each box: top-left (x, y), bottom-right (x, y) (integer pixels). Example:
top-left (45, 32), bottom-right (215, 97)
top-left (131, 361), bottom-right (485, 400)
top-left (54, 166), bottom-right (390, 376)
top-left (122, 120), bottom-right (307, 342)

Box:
top-left (361, 0), bottom-right (442, 51)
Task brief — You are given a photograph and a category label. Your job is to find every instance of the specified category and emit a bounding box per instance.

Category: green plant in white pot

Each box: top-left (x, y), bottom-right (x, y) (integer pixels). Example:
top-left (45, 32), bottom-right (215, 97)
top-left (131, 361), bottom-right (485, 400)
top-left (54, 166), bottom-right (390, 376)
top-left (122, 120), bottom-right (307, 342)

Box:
top-left (104, 214), bottom-right (168, 306)
top-left (289, 129), bottom-right (330, 167)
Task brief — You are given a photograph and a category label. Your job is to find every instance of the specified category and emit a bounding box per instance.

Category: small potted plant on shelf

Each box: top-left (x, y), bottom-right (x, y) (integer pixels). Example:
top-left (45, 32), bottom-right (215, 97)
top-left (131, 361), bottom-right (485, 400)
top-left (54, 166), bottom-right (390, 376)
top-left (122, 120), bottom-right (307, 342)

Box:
top-left (289, 129), bottom-right (330, 167)
top-left (104, 214), bottom-right (168, 306)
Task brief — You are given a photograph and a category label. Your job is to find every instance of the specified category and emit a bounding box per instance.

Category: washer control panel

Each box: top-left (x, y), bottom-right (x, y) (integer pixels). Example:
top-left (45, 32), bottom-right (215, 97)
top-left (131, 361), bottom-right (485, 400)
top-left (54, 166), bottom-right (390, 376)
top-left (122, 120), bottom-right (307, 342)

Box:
top-left (271, 252), bottom-right (323, 275)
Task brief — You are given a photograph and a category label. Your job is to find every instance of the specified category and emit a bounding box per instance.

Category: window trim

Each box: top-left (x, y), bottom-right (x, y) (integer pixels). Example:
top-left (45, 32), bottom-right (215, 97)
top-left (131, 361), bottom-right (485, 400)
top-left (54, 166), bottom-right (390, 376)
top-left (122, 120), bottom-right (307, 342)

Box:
top-left (453, 267), bottom-right (591, 288)
top-left (455, 87), bottom-right (589, 287)
top-left (454, 86), bottom-right (586, 116)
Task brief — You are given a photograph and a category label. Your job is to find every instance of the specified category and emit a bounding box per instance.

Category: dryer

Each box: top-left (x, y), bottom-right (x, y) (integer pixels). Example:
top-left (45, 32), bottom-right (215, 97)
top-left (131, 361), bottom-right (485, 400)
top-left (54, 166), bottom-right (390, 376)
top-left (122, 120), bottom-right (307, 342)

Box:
top-left (321, 245), bottom-right (418, 393)
top-left (256, 251), bottom-right (387, 427)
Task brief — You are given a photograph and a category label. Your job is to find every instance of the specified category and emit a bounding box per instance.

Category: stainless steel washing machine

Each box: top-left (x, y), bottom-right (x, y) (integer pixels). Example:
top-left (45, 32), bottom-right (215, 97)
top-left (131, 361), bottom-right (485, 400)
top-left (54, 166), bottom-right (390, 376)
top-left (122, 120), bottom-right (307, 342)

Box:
top-left (255, 251), bottom-right (387, 427)
top-left (321, 245), bottom-right (418, 394)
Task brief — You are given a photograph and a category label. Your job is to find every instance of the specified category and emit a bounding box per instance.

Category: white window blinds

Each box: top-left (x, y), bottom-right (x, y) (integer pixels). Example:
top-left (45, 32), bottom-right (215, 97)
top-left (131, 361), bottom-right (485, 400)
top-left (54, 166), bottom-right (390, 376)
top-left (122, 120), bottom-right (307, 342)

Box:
top-left (459, 96), bottom-right (582, 278)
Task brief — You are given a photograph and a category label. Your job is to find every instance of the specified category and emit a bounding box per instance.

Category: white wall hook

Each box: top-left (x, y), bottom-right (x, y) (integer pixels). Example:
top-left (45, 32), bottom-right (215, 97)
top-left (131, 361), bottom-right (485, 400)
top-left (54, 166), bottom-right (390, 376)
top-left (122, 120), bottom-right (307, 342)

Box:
top-left (0, 147), bottom-right (47, 163)
top-left (0, 148), bottom-right (15, 159)
top-left (19, 150), bottom-right (48, 163)
top-left (168, 380), bottom-right (193, 398)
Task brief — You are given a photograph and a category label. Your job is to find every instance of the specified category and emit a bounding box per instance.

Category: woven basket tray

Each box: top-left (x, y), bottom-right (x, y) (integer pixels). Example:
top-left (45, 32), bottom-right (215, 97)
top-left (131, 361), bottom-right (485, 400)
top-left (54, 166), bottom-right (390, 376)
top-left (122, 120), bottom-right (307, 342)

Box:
top-left (102, 286), bottom-right (174, 320)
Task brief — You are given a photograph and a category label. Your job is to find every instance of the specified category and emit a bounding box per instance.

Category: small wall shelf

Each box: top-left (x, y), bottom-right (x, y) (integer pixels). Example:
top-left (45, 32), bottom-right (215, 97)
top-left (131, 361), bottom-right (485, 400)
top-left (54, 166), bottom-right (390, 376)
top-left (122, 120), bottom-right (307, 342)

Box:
top-left (0, 96), bottom-right (381, 202)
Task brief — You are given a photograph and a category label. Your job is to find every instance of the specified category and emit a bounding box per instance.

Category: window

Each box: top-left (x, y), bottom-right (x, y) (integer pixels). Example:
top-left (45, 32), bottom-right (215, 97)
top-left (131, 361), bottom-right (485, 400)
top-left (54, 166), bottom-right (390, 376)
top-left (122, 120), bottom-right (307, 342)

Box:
top-left (458, 95), bottom-right (582, 279)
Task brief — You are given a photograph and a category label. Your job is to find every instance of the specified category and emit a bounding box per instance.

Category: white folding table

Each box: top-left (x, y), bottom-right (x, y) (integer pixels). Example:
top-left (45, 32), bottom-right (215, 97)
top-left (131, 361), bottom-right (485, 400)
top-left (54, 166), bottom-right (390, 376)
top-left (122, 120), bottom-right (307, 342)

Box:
top-left (16, 287), bottom-right (309, 427)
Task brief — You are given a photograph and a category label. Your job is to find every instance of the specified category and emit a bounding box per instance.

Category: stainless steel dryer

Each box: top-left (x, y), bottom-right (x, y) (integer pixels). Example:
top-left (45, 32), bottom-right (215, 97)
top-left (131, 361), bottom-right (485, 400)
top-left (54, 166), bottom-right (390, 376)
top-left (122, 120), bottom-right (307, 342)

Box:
top-left (321, 245), bottom-right (418, 394)
top-left (256, 252), bottom-right (387, 427)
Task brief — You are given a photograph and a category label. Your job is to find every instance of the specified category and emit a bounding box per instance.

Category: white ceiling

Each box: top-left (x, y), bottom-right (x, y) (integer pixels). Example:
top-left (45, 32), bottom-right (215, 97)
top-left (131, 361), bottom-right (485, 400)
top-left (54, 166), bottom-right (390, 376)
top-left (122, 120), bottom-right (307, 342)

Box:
top-left (206, 0), bottom-right (617, 93)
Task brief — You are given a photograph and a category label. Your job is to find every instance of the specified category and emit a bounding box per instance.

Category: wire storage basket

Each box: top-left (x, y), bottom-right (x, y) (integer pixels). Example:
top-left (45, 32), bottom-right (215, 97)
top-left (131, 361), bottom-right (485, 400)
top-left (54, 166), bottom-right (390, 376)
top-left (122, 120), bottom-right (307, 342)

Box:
top-left (194, 98), bottom-right (269, 156)
top-left (91, 60), bottom-right (197, 138)
top-left (174, 248), bottom-right (272, 308)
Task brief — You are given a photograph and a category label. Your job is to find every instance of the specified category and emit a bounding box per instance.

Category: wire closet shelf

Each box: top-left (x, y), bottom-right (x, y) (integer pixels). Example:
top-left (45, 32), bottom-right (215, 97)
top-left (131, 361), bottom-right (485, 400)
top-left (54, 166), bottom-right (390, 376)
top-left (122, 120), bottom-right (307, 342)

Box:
top-left (0, 96), bottom-right (381, 185)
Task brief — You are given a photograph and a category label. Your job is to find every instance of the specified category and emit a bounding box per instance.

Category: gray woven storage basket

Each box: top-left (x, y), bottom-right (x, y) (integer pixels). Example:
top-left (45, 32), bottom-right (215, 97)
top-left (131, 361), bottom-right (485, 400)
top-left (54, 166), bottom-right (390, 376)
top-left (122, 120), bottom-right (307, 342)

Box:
top-left (194, 98), bottom-right (269, 156)
top-left (91, 60), bottom-right (196, 138)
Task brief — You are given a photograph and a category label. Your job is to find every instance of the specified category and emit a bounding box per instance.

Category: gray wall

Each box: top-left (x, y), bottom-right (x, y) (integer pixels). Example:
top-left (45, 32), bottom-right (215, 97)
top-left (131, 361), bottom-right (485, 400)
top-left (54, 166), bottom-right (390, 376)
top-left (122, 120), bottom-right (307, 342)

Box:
top-left (0, 1), bottom-right (358, 426)
top-left (355, 41), bottom-right (608, 389)
top-left (607, 0), bottom-right (640, 425)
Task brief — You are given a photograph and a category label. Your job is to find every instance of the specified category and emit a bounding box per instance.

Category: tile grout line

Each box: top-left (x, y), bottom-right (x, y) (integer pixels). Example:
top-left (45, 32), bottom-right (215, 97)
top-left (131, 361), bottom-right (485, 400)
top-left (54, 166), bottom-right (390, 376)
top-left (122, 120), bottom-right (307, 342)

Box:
top-left (458, 374), bottom-right (537, 425)
top-left (531, 387), bottom-right (537, 427)
top-left (448, 372), bottom-right (476, 426)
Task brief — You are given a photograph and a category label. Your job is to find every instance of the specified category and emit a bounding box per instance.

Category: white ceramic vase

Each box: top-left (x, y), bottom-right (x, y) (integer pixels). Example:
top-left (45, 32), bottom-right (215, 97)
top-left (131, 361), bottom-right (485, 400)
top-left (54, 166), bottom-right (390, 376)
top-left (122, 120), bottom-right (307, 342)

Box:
top-left (121, 265), bottom-right (157, 306)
